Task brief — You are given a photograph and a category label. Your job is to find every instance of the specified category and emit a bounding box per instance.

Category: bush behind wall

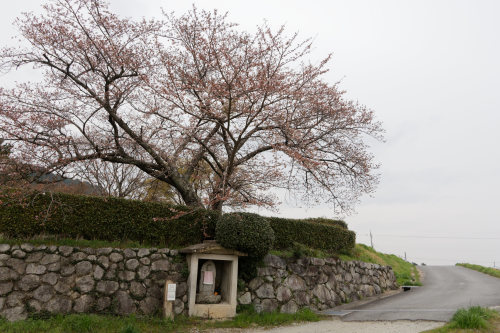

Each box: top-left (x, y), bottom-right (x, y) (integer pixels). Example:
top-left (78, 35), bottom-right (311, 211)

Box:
top-left (268, 217), bottom-right (355, 253)
top-left (0, 191), bottom-right (218, 247)
top-left (0, 190), bottom-right (355, 253)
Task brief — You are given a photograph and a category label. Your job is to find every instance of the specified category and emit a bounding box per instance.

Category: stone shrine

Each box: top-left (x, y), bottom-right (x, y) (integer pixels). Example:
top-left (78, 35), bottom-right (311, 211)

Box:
top-left (180, 241), bottom-right (246, 318)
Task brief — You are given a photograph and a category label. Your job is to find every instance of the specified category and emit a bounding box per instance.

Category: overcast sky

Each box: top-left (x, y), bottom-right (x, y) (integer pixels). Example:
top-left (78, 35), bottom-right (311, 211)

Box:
top-left (1, 0), bottom-right (499, 266)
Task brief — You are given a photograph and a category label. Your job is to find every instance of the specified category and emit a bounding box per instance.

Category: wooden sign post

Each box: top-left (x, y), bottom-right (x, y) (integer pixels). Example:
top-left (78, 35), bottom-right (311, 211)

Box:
top-left (163, 279), bottom-right (176, 319)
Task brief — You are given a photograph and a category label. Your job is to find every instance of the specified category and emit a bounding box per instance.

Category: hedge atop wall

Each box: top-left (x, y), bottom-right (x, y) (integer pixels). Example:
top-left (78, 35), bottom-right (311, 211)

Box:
top-left (0, 191), bottom-right (218, 247)
top-left (268, 217), bottom-right (356, 253)
top-left (304, 217), bottom-right (348, 229)
top-left (0, 190), bottom-right (355, 253)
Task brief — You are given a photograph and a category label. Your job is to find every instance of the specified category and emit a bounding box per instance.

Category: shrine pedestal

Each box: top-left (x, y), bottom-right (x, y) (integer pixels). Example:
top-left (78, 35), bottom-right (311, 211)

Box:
top-left (180, 242), bottom-right (246, 319)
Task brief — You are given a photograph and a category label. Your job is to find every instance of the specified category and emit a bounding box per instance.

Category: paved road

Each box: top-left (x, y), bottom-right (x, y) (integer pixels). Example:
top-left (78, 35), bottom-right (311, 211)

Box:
top-left (334, 266), bottom-right (500, 321)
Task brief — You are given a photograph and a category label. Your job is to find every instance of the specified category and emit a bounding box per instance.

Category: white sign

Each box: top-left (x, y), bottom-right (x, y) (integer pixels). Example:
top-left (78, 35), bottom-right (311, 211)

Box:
top-left (203, 271), bottom-right (214, 285)
top-left (167, 283), bottom-right (176, 301)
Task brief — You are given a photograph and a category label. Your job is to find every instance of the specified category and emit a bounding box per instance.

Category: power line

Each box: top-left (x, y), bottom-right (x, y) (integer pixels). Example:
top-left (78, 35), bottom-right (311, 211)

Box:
top-left (360, 233), bottom-right (500, 240)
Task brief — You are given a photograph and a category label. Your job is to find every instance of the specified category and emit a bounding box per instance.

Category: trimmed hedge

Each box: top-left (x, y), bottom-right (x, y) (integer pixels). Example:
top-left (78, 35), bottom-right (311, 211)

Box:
top-left (0, 190), bottom-right (356, 254)
top-left (216, 213), bottom-right (275, 258)
top-left (268, 217), bottom-right (355, 253)
top-left (304, 217), bottom-right (348, 229)
top-left (0, 191), bottom-right (218, 247)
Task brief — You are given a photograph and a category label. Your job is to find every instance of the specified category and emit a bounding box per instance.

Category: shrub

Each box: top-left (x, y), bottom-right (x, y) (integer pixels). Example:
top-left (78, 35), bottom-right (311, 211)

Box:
top-left (304, 217), bottom-right (348, 229)
top-left (0, 190), bottom-right (219, 247)
top-left (216, 212), bottom-right (275, 259)
top-left (268, 217), bottom-right (355, 253)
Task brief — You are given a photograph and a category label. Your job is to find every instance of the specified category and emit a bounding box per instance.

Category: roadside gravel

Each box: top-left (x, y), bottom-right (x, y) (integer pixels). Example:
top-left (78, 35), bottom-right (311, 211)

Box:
top-left (206, 318), bottom-right (444, 333)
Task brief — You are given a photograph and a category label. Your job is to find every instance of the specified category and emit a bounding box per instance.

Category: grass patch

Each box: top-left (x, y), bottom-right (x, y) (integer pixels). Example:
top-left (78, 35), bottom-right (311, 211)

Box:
top-left (340, 244), bottom-right (422, 286)
top-left (0, 235), bottom-right (163, 249)
top-left (0, 308), bottom-right (320, 332)
top-left (423, 306), bottom-right (500, 332)
top-left (457, 263), bottom-right (500, 279)
top-left (217, 307), bottom-right (320, 328)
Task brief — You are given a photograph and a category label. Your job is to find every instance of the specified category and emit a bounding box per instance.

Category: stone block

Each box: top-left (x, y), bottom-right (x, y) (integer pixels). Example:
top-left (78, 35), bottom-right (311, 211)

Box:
top-left (280, 300), bottom-right (298, 314)
top-left (75, 261), bottom-right (92, 276)
top-left (238, 292), bottom-right (252, 305)
top-left (284, 275), bottom-right (306, 291)
top-left (137, 266), bottom-right (151, 280)
top-left (151, 260), bottom-right (170, 271)
top-left (125, 259), bottom-right (140, 271)
top-left (40, 254), bottom-right (60, 265)
top-left (124, 249), bottom-right (136, 258)
top-left (25, 252), bottom-right (43, 263)
top-left (139, 296), bottom-right (159, 315)
top-left (109, 252), bottom-right (124, 263)
top-left (276, 286), bottom-right (292, 303)
top-left (255, 283), bottom-right (275, 299)
top-left (96, 280), bottom-right (119, 295)
top-left (45, 296), bottom-right (72, 313)
top-left (97, 256), bottom-right (110, 268)
top-left (261, 299), bottom-right (278, 312)
top-left (1, 305), bottom-right (27, 321)
top-left (6, 292), bottom-right (25, 308)
top-left (118, 270), bottom-right (135, 281)
top-left (33, 285), bottom-right (53, 302)
top-left (71, 252), bottom-right (87, 262)
top-left (73, 294), bottom-right (94, 313)
top-left (248, 277), bottom-right (264, 291)
top-left (47, 262), bottom-right (61, 272)
top-left (61, 265), bottom-right (76, 276)
top-left (0, 267), bottom-right (18, 282)
top-left (96, 296), bottom-right (111, 311)
top-left (58, 246), bottom-right (74, 256)
top-left (139, 257), bottom-right (150, 266)
top-left (54, 276), bottom-right (75, 294)
top-left (0, 244), bottom-right (10, 253)
top-left (26, 263), bottom-right (46, 275)
top-left (75, 275), bottom-right (95, 293)
top-left (6, 259), bottom-right (26, 274)
top-left (97, 248), bottom-right (112, 255)
top-left (18, 274), bottom-right (40, 291)
top-left (11, 250), bottom-right (26, 259)
top-left (130, 281), bottom-right (146, 299)
top-left (114, 291), bottom-right (136, 315)
top-left (41, 273), bottom-right (59, 286)
top-left (93, 266), bottom-right (105, 280)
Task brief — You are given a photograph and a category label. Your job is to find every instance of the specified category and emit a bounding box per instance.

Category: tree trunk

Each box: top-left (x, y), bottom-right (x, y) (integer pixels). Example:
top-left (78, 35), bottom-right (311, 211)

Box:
top-left (210, 200), bottom-right (224, 213)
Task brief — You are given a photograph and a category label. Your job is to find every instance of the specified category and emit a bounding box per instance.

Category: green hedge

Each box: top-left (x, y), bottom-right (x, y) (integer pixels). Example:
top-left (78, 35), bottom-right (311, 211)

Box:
top-left (216, 213), bottom-right (275, 258)
top-left (0, 191), bottom-right (218, 247)
top-left (267, 217), bottom-right (355, 253)
top-left (0, 190), bottom-right (355, 254)
top-left (304, 217), bottom-right (348, 229)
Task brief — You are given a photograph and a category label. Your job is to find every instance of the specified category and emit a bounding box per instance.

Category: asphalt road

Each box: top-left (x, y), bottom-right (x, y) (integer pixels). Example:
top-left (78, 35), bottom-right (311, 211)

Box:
top-left (335, 265), bottom-right (500, 321)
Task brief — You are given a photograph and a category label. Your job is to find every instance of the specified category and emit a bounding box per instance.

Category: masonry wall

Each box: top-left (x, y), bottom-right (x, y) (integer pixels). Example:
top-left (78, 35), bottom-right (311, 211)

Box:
top-left (0, 243), bottom-right (189, 321)
top-left (0, 244), bottom-right (397, 321)
top-left (238, 255), bottom-right (398, 314)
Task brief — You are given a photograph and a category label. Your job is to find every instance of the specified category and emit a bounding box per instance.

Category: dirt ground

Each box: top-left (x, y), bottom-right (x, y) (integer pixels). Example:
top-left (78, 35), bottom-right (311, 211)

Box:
top-left (206, 317), bottom-right (445, 333)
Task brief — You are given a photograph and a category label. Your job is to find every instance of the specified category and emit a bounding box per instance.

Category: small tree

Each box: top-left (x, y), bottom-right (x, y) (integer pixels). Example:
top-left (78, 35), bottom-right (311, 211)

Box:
top-left (0, 0), bottom-right (382, 212)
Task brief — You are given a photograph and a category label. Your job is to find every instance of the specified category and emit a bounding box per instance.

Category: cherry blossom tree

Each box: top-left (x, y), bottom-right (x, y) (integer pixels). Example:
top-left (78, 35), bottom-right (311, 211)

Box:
top-left (0, 0), bottom-right (383, 212)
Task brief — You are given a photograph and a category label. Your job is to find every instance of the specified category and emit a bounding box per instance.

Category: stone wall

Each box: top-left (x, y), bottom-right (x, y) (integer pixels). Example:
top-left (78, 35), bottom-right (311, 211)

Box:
top-left (0, 243), bottom-right (188, 321)
top-left (237, 255), bottom-right (398, 314)
top-left (0, 243), bottom-right (397, 321)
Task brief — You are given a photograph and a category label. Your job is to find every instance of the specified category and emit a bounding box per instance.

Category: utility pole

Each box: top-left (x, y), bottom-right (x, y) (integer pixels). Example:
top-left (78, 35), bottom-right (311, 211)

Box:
top-left (370, 230), bottom-right (374, 249)
top-left (404, 252), bottom-right (407, 261)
